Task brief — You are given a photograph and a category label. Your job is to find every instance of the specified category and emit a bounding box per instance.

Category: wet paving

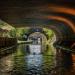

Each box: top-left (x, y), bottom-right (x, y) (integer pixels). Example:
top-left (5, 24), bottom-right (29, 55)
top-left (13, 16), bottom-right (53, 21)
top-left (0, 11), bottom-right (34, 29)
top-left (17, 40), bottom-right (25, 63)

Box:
top-left (0, 44), bottom-right (75, 75)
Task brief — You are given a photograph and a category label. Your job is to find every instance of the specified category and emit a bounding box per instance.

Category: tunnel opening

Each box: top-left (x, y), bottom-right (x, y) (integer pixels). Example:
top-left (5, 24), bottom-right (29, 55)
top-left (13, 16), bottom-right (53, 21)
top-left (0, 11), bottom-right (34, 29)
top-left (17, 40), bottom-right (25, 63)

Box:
top-left (28, 32), bottom-right (47, 54)
top-left (0, 18), bottom-right (74, 74)
top-left (28, 29), bottom-right (56, 55)
top-left (15, 27), bottom-right (57, 55)
top-left (14, 24), bottom-right (74, 70)
top-left (0, 1), bottom-right (75, 74)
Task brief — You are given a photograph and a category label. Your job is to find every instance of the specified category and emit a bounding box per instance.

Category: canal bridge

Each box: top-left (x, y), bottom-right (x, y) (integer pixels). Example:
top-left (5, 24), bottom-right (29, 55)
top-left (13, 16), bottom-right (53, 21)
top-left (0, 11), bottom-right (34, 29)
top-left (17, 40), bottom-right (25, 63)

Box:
top-left (0, 0), bottom-right (75, 65)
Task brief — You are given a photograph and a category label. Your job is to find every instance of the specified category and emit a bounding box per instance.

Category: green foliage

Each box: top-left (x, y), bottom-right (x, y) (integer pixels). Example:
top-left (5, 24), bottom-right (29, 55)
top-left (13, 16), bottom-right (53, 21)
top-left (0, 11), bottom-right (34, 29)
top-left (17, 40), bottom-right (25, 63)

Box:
top-left (43, 28), bottom-right (54, 39)
top-left (16, 28), bottom-right (29, 40)
top-left (9, 29), bottom-right (16, 37)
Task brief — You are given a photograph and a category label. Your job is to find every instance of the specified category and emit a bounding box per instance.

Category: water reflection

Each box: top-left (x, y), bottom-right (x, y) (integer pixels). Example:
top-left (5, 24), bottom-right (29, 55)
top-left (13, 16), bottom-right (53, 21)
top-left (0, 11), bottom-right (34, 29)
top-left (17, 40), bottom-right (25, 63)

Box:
top-left (0, 54), bottom-right (14, 75)
top-left (0, 44), bottom-right (75, 75)
top-left (26, 55), bottom-right (42, 68)
top-left (29, 45), bottom-right (41, 54)
top-left (11, 44), bottom-right (57, 75)
top-left (25, 54), bottom-right (42, 75)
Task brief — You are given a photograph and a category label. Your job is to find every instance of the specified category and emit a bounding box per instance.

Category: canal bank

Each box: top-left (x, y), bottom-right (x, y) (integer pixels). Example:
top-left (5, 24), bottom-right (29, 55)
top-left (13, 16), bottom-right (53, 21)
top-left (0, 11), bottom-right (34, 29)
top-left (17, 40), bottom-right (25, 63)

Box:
top-left (0, 37), bottom-right (17, 48)
top-left (0, 45), bottom-right (17, 58)
top-left (0, 37), bottom-right (17, 58)
top-left (0, 39), bottom-right (33, 58)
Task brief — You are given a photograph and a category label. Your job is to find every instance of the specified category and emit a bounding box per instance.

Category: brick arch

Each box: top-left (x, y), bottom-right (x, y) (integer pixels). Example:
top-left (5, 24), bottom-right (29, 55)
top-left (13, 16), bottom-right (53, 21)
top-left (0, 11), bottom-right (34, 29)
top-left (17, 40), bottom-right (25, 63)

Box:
top-left (47, 5), bottom-right (75, 16)
top-left (38, 15), bottom-right (75, 33)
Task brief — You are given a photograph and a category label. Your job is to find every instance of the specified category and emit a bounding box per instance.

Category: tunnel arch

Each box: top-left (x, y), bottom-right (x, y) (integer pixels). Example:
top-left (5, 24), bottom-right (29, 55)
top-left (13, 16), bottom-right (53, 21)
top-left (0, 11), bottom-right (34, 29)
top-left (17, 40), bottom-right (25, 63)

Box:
top-left (0, 1), bottom-right (74, 42)
top-left (35, 15), bottom-right (75, 33)
top-left (28, 32), bottom-right (47, 45)
top-left (18, 16), bottom-right (74, 44)
top-left (20, 15), bottom-right (75, 47)
top-left (0, 9), bottom-right (75, 47)
top-left (21, 23), bottom-right (71, 48)
top-left (27, 29), bottom-right (56, 54)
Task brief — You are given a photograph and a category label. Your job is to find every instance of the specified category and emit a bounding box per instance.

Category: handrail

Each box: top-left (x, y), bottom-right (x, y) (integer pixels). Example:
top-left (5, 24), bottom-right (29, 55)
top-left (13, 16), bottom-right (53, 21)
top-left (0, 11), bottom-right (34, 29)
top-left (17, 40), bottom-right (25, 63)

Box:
top-left (55, 45), bottom-right (75, 53)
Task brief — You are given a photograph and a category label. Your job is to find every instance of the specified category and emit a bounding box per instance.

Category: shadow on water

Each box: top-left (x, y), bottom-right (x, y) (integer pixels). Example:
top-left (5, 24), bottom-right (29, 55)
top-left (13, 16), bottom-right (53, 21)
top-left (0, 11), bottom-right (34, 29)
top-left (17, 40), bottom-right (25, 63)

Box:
top-left (0, 44), bottom-right (75, 75)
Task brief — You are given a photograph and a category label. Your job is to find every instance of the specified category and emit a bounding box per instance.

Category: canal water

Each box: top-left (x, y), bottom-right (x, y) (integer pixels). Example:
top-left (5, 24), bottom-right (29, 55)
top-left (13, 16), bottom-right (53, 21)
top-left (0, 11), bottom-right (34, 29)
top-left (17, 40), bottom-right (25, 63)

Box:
top-left (0, 44), bottom-right (75, 75)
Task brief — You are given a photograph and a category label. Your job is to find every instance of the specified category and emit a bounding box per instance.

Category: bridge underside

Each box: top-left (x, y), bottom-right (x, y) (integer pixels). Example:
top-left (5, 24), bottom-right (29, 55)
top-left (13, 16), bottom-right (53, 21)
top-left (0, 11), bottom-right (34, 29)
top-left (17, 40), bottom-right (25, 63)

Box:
top-left (0, 0), bottom-right (75, 49)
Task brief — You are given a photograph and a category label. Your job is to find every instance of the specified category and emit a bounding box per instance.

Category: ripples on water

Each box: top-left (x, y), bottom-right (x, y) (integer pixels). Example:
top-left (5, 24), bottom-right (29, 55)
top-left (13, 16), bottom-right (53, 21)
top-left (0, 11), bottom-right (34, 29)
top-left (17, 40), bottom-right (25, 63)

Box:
top-left (0, 44), bottom-right (75, 75)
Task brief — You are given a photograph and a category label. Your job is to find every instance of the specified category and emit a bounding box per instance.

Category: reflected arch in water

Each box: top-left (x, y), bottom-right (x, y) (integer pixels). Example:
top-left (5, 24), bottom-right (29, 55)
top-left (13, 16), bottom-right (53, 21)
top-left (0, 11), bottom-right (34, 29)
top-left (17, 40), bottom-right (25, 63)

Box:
top-left (26, 54), bottom-right (43, 68)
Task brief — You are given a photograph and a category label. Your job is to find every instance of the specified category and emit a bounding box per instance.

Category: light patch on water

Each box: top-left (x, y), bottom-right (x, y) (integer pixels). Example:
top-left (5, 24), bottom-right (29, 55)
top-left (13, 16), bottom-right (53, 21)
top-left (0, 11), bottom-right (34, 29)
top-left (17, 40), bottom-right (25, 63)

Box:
top-left (29, 45), bottom-right (41, 54)
top-left (26, 54), bottom-right (42, 68)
